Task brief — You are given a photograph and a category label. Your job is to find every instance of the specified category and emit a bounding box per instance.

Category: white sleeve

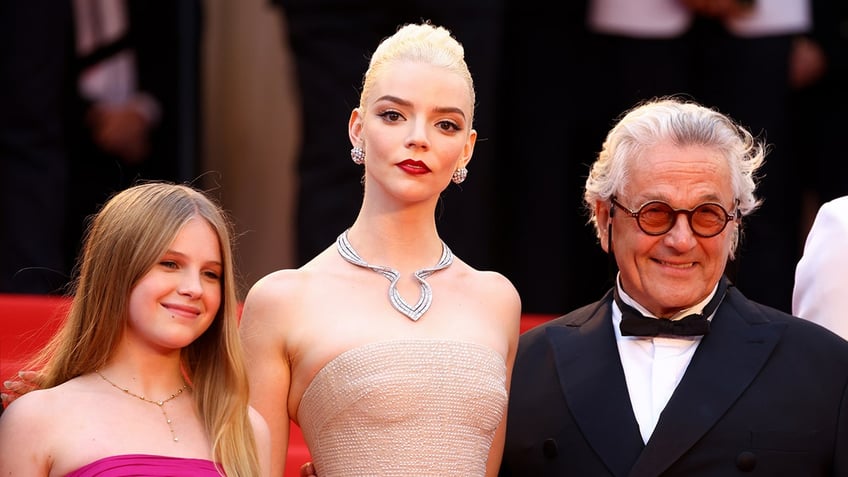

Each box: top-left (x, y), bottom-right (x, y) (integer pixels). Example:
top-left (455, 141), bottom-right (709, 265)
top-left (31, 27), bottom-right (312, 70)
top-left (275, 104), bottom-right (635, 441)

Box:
top-left (792, 196), bottom-right (848, 339)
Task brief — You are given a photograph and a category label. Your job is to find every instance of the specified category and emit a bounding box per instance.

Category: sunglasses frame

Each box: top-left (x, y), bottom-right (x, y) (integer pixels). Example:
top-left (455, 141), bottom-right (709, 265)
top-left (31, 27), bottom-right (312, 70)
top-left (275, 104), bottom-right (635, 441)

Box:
top-left (610, 196), bottom-right (738, 238)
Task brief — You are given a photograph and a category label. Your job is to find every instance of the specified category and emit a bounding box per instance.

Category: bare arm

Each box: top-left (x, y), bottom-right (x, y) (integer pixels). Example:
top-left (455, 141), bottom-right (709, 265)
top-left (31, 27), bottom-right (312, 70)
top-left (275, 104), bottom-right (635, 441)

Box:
top-left (240, 275), bottom-right (295, 477)
top-left (248, 405), bottom-right (273, 477)
top-left (0, 391), bottom-right (53, 475)
top-left (485, 273), bottom-right (522, 477)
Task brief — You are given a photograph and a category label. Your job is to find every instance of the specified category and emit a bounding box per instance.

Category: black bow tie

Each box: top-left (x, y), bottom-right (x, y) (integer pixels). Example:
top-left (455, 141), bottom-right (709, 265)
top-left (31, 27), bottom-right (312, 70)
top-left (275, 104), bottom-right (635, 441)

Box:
top-left (616, 277), bottom-right (729, 337)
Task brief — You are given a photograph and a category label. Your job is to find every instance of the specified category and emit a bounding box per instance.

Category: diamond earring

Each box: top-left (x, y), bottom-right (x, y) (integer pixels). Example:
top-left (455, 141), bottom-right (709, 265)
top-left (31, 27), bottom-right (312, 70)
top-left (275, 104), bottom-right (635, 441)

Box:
top-left (351, 146), bottom-right (365, 165)
top-left (451, 167), bottom-right (468, 184)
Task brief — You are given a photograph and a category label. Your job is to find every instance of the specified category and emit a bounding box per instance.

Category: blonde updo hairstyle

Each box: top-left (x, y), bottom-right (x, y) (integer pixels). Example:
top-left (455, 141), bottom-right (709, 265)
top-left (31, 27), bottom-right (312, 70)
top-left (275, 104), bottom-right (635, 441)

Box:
top-left (358, 22), bottom-right (476, 128)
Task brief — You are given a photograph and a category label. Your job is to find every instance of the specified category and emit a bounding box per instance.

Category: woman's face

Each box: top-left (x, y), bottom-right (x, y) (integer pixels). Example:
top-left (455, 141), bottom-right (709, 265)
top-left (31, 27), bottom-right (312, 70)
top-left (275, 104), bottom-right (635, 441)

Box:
top-left (352, 60), bottom-right (477, 203)
top-left (127, 216), bottom-right (223, 352)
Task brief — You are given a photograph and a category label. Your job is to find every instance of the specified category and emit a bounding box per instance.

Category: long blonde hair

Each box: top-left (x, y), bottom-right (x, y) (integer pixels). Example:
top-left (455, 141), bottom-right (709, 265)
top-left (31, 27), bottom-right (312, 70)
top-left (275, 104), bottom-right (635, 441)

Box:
top-left (27, 182), bottom-right (260, 476)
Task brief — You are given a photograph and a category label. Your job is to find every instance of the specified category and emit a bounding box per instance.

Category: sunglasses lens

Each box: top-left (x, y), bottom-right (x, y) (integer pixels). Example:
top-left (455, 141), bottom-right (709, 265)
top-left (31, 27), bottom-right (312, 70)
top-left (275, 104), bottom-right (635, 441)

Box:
top-left (638, 202), bottom-right (675, 234)
top-left (692, 204), bottom-right (728, 236)
top-left (635, 202), bottom-right (730, 237)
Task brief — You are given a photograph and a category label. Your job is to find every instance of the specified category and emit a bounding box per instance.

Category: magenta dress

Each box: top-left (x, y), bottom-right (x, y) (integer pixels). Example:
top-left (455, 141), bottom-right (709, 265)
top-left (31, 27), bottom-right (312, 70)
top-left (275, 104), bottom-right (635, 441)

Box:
top-left (64, 454), bottom-right (224, 476)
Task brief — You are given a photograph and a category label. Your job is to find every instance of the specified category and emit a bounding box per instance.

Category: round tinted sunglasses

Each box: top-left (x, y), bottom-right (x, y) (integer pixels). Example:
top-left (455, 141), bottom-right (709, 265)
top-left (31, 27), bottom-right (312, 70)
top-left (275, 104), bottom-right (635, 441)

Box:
top-left (610, 197), bottom-right (739, 238)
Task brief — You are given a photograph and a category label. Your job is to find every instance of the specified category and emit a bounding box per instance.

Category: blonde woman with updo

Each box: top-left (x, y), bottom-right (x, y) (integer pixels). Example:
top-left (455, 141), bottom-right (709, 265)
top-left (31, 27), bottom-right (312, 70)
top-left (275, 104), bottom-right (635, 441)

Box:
top-left (240, 22), bottom-right (521, 477)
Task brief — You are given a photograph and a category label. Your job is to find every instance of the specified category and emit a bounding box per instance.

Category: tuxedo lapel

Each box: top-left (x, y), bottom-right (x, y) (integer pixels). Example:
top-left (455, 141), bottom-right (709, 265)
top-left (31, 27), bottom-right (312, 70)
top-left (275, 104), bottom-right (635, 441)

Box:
top-left (628, 287), bottom-right (787, 477)
top-left (547, 292), bottom-right (645, 477)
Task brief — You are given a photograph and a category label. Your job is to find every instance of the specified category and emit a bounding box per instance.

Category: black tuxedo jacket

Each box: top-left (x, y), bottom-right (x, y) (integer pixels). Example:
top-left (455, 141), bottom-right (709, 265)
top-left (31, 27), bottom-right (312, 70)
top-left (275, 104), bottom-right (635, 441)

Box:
top-left (500, 283), bottom-right (848, 476)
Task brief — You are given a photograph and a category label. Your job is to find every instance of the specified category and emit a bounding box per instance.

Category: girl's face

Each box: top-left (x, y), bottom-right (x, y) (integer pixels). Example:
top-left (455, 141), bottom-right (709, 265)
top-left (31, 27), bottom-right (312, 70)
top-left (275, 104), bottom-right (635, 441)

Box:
top-left (352, 60), bottom-right (476, 204)
top-left (127, 216), bottom-right (223, 353)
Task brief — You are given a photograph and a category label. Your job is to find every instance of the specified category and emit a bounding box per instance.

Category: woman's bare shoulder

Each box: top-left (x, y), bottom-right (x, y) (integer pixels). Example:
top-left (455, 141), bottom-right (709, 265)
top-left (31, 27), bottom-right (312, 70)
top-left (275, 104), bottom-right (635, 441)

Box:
top-left (451, 259), bottom-right (522, 322)
top-left (457, 259), bottom-right (520, 301)
top-left (247, 246), bottom-right (325, 294)
top-left (241, 247), bottom-right (342, 329)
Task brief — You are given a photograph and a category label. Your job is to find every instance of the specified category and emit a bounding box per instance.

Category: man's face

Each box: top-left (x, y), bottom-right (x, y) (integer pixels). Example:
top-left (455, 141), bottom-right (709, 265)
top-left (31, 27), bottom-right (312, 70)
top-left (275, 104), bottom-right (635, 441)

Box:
top-left (598, 143), bottom-right (737, 317)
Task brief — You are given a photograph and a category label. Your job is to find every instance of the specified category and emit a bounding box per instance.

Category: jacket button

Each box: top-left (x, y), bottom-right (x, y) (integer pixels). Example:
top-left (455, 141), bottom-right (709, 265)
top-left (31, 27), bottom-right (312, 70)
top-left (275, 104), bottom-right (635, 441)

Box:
top-left (542, 438), bottom-right (558, 458)
top-left (736, 451), bottom-right (756, 472)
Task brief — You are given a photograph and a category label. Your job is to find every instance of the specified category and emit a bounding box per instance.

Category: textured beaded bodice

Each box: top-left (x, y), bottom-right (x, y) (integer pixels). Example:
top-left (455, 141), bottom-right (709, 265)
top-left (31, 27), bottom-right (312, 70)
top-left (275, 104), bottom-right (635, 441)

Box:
top-left (297, 340), bottom-right (507, 477)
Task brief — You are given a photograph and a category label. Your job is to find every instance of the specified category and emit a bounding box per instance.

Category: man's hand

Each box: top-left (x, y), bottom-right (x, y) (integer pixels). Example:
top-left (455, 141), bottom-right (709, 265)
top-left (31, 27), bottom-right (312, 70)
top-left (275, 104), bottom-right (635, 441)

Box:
top-left (789, 36), bottom-right (828, 89)
top-left (680, 0), bottom-right (754, 20)
top-left (87, 103), bottom-right (152, 164)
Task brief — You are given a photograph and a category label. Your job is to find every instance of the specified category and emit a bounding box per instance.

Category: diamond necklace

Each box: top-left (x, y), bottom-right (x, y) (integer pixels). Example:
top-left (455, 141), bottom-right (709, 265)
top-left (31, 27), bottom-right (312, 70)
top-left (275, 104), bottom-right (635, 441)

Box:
top-left (336, 229), bottom-right (453, 321)
top-left (95, 369), bottom-right (189, 442)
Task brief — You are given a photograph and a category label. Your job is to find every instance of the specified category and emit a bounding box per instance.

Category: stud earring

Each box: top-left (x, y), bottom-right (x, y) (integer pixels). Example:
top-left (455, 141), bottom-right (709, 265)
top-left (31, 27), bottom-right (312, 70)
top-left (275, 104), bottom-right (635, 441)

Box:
top-left (351, 146), bottom-right (365, 165)
top-left (451, 167), bottom-right (468, 184)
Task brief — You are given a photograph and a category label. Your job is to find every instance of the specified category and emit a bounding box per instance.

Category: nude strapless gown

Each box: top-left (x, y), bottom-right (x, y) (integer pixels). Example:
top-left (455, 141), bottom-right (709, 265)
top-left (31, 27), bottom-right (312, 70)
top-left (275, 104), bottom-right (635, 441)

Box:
top-left (297, 339), bottom-right (507, 477)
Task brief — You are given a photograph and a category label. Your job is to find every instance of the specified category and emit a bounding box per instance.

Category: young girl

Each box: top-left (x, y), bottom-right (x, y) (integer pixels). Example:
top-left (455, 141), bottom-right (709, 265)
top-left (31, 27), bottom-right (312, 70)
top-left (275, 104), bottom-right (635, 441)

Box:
top-left (0, 182), bottom-right (270, 476)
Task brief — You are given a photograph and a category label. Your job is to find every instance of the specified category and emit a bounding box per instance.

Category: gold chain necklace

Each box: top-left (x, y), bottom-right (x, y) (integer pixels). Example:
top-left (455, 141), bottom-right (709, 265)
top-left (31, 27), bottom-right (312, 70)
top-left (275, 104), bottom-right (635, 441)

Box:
top-left (95, 369), bottom-right (189, 442)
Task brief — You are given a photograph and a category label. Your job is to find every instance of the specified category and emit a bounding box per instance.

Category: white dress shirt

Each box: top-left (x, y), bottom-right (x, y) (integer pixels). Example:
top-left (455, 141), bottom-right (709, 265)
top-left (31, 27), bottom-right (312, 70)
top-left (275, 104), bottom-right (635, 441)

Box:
top-left (73, 0), bottom-right (159, 123)
top-left (74, 0), bottom-right (134, 104)
top-left (588, 0), bottom-right (692, 38)
top-left (725, 0), bottom-right (811, 37)
top-left (793, 196), bottom-right (848, 340)
top-left (588, 0), bottom-right (810, 38)
top-left (613, 276), bottom-right (719, 443)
